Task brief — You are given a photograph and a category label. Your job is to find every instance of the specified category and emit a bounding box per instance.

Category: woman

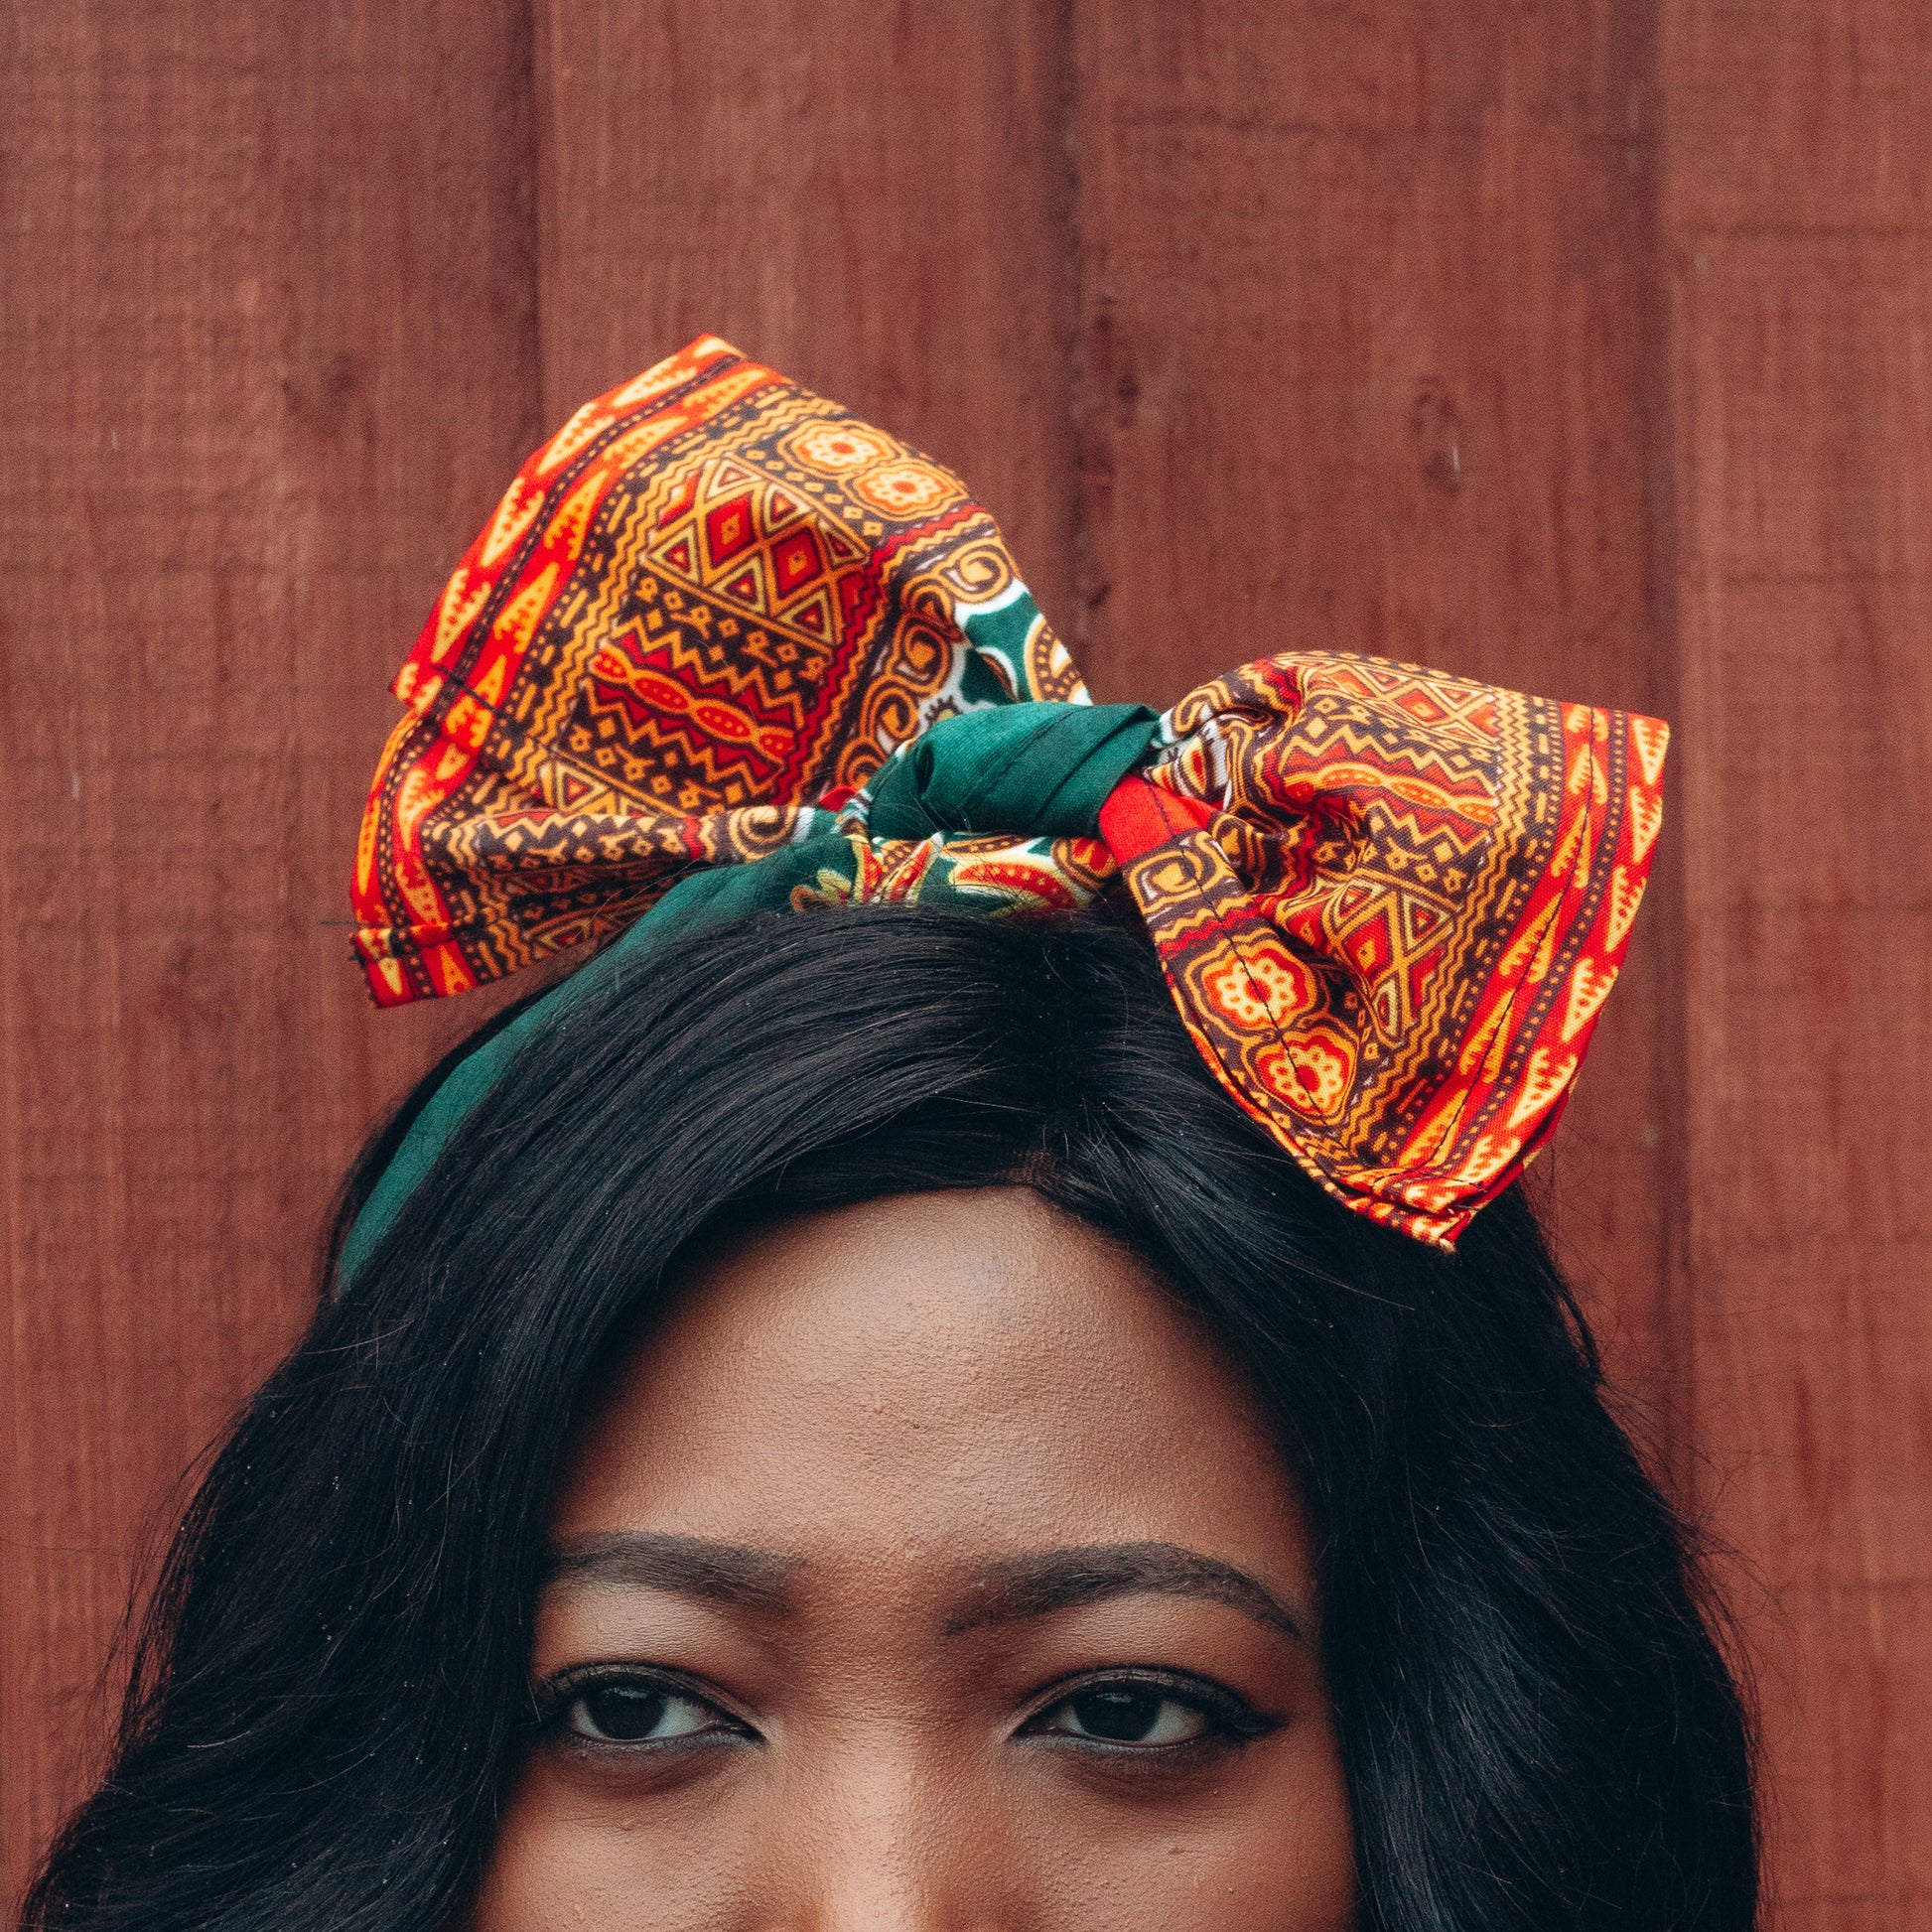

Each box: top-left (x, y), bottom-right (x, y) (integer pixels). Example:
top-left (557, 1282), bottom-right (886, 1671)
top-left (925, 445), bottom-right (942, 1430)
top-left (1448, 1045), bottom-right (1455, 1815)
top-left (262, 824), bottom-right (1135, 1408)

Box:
top-left (24, 341), bottom-right (1753, 1930)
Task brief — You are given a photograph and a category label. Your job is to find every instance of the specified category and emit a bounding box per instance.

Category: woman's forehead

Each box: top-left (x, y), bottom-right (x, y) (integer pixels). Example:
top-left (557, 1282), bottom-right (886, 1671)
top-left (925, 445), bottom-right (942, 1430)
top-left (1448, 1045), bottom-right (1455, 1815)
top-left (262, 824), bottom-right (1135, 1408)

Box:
top-left (549, 1189), bottom-right (1312, 1608)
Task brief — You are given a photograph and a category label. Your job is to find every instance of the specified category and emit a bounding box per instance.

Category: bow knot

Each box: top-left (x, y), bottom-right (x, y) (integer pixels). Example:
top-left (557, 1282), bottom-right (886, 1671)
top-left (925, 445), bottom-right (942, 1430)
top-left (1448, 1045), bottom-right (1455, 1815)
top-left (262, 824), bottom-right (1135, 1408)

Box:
top-left (862, 704), bottom-right (1160, 842)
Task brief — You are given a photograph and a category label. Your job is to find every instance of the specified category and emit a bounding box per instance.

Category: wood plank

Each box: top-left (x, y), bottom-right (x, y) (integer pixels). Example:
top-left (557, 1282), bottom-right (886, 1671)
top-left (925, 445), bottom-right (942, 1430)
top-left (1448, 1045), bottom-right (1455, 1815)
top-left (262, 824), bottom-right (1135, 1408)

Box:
top-left (530, 0), bottom-right (1080, 630)
top-left (6, 10), bottom-right (1921, 1926)
top-left (1065, 0), bottom-right (1685, 1411)
top-left (0, 1), bottom-right (539, 1891)
top-left (1663, 0), bottom-right (1932, 232)
top-left (1669, 222), bottom-right (1932, 1927)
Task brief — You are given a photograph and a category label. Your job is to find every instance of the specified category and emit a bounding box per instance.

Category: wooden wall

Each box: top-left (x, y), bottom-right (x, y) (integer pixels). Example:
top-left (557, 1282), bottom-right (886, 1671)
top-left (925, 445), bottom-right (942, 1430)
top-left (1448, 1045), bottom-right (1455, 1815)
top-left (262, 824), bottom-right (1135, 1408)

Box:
top-left (3, 3), bottom-right (1925, 1922)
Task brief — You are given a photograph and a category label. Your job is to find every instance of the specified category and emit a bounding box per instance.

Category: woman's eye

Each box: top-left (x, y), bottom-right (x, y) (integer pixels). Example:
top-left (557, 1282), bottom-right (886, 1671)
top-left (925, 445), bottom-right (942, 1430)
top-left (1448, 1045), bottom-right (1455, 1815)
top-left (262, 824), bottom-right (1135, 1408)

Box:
top-left (1040, 1685), bottom-right (1212, 1746)
top-left (564, 1682), bottom-right (724, 1743)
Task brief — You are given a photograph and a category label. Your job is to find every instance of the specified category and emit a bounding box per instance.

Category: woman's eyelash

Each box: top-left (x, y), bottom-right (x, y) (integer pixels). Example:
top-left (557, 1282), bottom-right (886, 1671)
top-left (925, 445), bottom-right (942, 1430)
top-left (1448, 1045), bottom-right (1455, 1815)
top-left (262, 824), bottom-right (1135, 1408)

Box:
top-left (533, 1663), bottom-right (1276, 1759)
top-left (1020, 1669), bottom-right (1279, 1749)
top-left (535, 1665), bottom-right (756, 1748)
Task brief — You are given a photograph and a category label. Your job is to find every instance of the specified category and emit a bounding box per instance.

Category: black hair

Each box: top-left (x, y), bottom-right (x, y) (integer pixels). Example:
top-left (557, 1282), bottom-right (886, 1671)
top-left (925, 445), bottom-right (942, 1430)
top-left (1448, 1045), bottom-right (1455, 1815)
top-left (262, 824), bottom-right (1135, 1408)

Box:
top-left (23, 905), bottom-right (1756, 1931)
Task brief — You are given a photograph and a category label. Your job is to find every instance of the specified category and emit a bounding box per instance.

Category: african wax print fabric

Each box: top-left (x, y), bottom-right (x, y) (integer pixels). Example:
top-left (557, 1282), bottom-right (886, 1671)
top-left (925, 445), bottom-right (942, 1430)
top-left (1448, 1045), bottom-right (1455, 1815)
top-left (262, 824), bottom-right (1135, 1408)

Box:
top-left (351, 336), bottom-right (1667, 1256)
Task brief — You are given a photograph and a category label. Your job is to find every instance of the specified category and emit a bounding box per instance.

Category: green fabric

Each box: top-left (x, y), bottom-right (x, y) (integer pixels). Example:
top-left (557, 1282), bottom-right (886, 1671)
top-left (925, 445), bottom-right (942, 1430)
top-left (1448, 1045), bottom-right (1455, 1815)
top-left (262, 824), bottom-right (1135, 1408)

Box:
top-left (867, 704), bottom-right (1157, 839)
top-left (338, 701), bottom-right (1161, 1286)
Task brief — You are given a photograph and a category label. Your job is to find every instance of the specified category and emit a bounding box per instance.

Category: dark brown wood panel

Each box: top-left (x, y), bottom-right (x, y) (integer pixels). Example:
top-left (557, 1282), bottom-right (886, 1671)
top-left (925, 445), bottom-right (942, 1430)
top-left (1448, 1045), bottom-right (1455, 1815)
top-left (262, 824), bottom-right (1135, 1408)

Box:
top-left (1664, 0), bottom-right (1932, 233)
top-left (0, 1), bottom-right (539, 1892)
top-left (529, 0), bottom-right (1080, 631)
top-left (1065, 0), bottom-right (1684, 1408)
top-left (5, 3), bottom-right (1927, 1924)
top-left (1668, 207), bottom-right (1932, 1932)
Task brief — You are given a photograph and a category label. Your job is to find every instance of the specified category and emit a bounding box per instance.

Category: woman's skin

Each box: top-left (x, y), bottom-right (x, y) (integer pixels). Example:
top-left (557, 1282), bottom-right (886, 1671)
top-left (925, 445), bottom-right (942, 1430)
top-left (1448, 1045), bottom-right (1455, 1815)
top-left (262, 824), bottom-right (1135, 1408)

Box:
top-left (474, 1188), bottom-right (1356, 1930)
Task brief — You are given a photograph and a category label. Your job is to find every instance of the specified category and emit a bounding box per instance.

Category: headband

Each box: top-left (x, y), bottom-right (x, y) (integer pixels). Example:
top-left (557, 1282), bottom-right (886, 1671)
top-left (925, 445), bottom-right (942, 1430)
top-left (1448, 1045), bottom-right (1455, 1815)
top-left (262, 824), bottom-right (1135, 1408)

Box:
top-left (344, 335), bottom-right (1666, 1277)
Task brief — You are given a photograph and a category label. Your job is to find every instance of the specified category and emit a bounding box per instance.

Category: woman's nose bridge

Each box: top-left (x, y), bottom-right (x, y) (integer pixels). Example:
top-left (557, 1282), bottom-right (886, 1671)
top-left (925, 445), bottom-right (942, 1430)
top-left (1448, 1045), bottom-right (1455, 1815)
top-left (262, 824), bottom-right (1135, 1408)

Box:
top-left (761, 1739), bottom-right (1032, 1932)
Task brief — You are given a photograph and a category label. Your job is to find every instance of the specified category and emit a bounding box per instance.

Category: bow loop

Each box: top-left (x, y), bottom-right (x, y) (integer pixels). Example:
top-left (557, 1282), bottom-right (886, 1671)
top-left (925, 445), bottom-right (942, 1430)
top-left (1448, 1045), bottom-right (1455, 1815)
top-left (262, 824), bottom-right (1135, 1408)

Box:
top-left (1099, 654), bottom-right (1665, 1245)
top-left (352, 337), bottom-right (1096, 1006)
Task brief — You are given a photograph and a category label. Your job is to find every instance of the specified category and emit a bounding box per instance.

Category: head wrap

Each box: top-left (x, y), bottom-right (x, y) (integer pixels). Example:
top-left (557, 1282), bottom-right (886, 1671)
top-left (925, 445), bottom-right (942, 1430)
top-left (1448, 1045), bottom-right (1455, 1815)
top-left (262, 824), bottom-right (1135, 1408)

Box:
top-left (345, 335), bottom-right (1667, 1278)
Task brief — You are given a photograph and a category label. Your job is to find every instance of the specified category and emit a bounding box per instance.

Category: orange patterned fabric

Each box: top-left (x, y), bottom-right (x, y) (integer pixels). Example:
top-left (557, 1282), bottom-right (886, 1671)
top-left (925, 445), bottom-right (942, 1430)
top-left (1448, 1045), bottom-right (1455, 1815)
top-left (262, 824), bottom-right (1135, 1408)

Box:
top-left (353, 334), bottom-right (1091, 1006)
top-left (1098, 656), bottom-right (1667, 1246)
top-left (352, 337), bottom-right (1667, 1250)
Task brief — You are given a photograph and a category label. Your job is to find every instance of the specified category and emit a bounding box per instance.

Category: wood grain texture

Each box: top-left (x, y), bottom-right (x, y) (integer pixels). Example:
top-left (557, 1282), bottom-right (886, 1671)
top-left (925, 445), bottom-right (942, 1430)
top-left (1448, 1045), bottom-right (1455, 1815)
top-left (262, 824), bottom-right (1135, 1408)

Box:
top-left (530, 0), bottom-right (1080, 630)
top-left (1064, 0), bottom-right (1686, 1410)
top-left (0, 0), bottom-right (538, 1893)
top-left (1666, 0), bottom-right (1932, 1900)
top-left (4, 2), bottom-right (1926, 1923)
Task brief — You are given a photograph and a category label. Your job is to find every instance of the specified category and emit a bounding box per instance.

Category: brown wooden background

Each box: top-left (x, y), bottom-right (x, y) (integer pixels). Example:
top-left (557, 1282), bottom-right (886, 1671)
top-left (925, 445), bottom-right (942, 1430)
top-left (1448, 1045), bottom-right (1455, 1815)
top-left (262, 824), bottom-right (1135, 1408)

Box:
top-left (3, 2), bottom-right (1927, 1923)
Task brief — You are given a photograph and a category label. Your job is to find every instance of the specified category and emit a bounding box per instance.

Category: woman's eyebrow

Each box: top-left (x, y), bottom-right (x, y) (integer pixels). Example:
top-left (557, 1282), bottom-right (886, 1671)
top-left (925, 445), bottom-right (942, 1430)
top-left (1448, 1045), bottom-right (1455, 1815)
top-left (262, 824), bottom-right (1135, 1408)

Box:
top-left (543, 1530), bottom-right (794, 1610)
top-left (944, 1541), bottom-right (1305, 1641)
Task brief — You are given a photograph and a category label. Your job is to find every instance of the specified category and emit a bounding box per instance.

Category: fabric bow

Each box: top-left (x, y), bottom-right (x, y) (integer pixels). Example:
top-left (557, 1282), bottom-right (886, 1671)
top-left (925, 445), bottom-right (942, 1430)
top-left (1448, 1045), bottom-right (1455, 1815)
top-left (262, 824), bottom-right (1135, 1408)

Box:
top-left (350, 336), bottom-right (1667, 1264)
